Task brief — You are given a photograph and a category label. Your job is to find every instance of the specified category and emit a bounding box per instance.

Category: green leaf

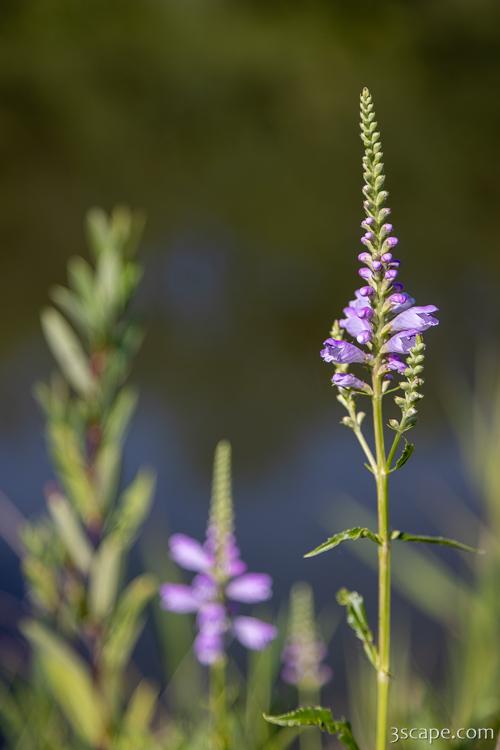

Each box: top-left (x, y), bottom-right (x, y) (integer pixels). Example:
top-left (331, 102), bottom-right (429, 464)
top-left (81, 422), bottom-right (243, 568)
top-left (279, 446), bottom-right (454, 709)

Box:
top-left (109, 469), bottom-right (156, 548)
top-left (47, 491), bottom-right (92, 574)
top-left (103, 387), bottom-right (138, 445)
top-left (394, 441), bottom-right (415, 471)
top-left (22, 621), bottom-right (104, 745)
top-left (336, 588), bottom-right (378, 669)
top-left (264, 707), bottom-right (359, 750)
top-left (50, 285), bottom-right (89, 334)
top-left (48, 422), bottom-right (99, 521)
top-left (89, 536), bottom-right (122, 619)
top-left (391, 530), bottom-right (482, 554)
top-left (124, 680), bottom-right (158, 733)
top-left (102, 574), bottom-right (157, 672)
top-left (304, 527), bottom-right (380, 558)
top-left (41, 307), bottom-right (94, 397)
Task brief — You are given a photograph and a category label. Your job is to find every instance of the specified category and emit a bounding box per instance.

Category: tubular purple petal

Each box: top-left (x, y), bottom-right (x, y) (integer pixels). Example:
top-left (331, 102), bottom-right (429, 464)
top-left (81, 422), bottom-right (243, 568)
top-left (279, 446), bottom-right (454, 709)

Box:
top-left (391, 305), bottom-right (439, 333)
top-left (332, 373), bottom-right (370, 391)
top-left (233, 616), bottom-right (277, 650)
top-left (227, 573), bottom-right (273, 603)
top-left (169, 533), bottom-right (212, 572)
top-left (159, 583), bottom-right (200, 613)
top-left (320, 338), bottom-right (367, 364)
top-left (382, 329), bottom-right (420, 354)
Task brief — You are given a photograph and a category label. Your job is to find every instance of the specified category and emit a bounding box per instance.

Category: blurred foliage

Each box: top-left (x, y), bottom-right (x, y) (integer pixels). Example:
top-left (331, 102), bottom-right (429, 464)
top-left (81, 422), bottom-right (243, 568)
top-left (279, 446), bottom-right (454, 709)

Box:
top-left (1, 0), bottom-right (500, 461)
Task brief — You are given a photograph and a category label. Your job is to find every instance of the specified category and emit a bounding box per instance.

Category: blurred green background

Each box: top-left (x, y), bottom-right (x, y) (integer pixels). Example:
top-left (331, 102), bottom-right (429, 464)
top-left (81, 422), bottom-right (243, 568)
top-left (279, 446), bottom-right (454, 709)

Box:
top-left (1, 0), bottom-right (500, 739)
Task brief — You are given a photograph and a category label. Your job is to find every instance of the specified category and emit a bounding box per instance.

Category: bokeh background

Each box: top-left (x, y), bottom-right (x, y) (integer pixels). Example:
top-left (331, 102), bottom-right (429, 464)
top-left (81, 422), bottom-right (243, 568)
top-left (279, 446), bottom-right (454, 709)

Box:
top-left (1, 0), bottom-right (500, 725)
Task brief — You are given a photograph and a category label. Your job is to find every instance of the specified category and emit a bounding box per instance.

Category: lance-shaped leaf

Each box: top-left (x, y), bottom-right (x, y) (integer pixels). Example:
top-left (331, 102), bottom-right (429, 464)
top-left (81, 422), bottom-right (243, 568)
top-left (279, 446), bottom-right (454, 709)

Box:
top-left (305, 527), bottom-right (380, 558)
top-left (123, 680), bottom-right (158, 734)
top-left (336, 588), bottom-right (378, 669)
top-left (89, 535), bottom-right (122, 619)
top-left (393, 442), bottom-right (415, 471)
top-left (108, 469), bottom-right (156, 549)
top-left (47, 491), bottom-right (92, 574)
top-left (41, 308), bottom-right (95, 397)
top-left (391, 530), bottom-right (482, 554)
top-left (102, 574), bottom-right (157, 672)
top-left (22, 621), bottom-right (105, 745)
top-left (48, 422), bottom-right (99, 521)
top-left (264, 707), bottom-right (359, 750)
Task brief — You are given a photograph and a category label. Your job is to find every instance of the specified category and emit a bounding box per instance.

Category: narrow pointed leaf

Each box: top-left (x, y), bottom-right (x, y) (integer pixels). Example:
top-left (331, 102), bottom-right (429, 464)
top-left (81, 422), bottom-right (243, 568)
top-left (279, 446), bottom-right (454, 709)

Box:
top-left (22, 621), bottom-right (104, 745)
top-left (391, 530), bottom-right (482, 554)
top-left (89, 536), bottom-right (122, 619)
top-left (102, 574), bottom-right (157, 671)
top-left (394, 442), bottom-right (414, 470)
top-left (47, 491), bottom-right (92, 573)
top-left (41, 308), bottom-right (94, 397)
top-left (305, 527), bottom-right (380, 558)
top-left (264, 707), bottom-right (359, 750)
top-left (109, 469), bottom-right (156, 548)
top-left (336, 588), bottom-right (378, 669)
top-left (124, 680), bottom-right (158, 732)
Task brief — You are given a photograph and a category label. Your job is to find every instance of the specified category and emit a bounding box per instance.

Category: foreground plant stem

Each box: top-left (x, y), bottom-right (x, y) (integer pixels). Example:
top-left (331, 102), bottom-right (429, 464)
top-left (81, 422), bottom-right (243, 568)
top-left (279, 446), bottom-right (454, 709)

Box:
top-left (210, 658), bottom-right (228, 750)
top-left (373, 368), bottom-right (391, 750)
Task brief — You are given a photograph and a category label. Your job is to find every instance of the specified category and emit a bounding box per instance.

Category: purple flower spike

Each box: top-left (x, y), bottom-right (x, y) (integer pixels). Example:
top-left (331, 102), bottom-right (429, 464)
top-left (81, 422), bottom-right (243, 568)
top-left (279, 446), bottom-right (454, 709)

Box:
top-left (160, 583), bottom-right (201, 613)
top-left (332, 373), bottom-right (370, 391)
top-left (362, 217), bottom-right (374, 227)
top-left (358, 252), bottom-right (371, 263)
top-left (358, 267), bottom-right (372, 280)
top-left (385, 269), bottom-right (398, 280)
top-left (391, 305), bottom-right (439, 333)
top-left (227, 573), bottom-right (273, 603)
top-left (381, 252), bottom-right (393, 262)
top-left (321, 338), bottom-right (367, 364)
top-left (372, 260), bottom-right (382, 271)
top-left (386, 237), bottom-right (399, 248)
top-left (233, 616), bottom-right (278, 650)
top-left (363, 231), bottom-right (375, 241)
top-left (383, 329), bottom-right (420, 354)
top-left (392, 282), bottom-right (404, 292)
top-left (169, 534), bottom-right (212, 572)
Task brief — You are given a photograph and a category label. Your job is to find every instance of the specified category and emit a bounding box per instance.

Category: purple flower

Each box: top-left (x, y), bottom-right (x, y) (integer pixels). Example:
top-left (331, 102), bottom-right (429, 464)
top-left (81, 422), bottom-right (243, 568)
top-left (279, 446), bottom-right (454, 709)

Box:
top-left (320, 339), bottom-right (367, 364)
top-left (390, 305), bottom-right (439, 333)
top-left (358, 267), bottom-right (372, 279)
top-left (169, 533), bottom-right (212, 572)
top-left (160, 523), bottom-right (276, 663)
top-left (233, 616), bottom-right (278, 650)
top-left (226, 573), bottom-right (273, 603)
top-left (385, 236), bottom-right (399, 247)
top-left (160, 583), bottom-right (201, 613)
top-left (385, 355), bottom-right (407, 374)
top-left (332, 373), bottom-right (370, 391)
top-left (382, 329), bottom-right (420, 354)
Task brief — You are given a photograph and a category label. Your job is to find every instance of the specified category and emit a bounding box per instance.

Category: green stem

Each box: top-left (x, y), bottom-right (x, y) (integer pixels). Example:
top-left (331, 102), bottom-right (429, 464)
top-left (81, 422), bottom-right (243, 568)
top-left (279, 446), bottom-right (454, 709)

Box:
top-left (373, 372), bottom-right (391, 750)
top-left (210, 659), bottom-right (228, 750)
top-left (298, 686), bottom-right (321, 750)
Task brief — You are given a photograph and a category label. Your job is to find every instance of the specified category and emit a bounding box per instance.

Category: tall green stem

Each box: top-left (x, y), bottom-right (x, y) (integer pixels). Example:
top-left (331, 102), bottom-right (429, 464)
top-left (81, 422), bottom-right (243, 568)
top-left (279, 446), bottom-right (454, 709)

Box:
top-left (210, 659), bottom-right (228, 750)
top-left (298, 687), bottom-right (321, 750)
top-left (373, 371), bottom-right (391, 750)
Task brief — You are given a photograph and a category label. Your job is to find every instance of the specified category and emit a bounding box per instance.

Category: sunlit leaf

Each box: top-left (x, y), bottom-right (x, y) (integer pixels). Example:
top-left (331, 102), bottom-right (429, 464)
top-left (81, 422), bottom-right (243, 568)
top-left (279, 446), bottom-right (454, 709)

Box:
top-left (89, 536), bottom-right (122, 619)
top-left (124, 680), bottom-right (158, 733)
top-left (47, 491), bottom-right (92, 574)
top-left (22, 621), bottom-right (104, 745)
top-left (102, 574), bottom-right (157, 671)
top-left (336, 588), bottom-right (378, 669)
top-left (304, 527), bottom-right (380, 558)
top-left (264, 707), bottom-right (359, 749)
top-left (391, 530), bottom-right (481, 554)
top-left (41, 307), bottom-right (94, 397)
top-left (109, 469), bottom-right (156, 548)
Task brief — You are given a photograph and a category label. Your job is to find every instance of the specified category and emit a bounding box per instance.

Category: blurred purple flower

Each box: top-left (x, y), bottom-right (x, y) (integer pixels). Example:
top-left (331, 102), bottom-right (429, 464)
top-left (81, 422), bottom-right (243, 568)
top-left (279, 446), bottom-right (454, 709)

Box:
top-left (160, 530), bottom-right (276, 664)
